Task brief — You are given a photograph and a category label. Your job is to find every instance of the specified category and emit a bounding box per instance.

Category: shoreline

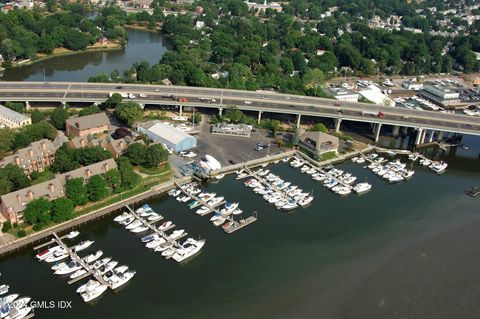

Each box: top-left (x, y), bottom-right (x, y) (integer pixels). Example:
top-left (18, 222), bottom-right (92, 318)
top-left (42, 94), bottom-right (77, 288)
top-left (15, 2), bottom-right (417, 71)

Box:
top-left (124, 24), bottom-right (161, 33)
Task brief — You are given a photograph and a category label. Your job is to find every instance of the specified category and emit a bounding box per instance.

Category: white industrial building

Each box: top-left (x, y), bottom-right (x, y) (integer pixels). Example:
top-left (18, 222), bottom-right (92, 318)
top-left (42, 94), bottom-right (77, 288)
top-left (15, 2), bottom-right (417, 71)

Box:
top-left (359, 85), bottom-right (395, 107)
top-left (138, 123), bottom-right (197, 152)
top-left (418, 84), bottom-right (461, 106)
top-left (0, 104), bottom-right (31, 128)
top-left (327, 87), bottom-right (359, 102)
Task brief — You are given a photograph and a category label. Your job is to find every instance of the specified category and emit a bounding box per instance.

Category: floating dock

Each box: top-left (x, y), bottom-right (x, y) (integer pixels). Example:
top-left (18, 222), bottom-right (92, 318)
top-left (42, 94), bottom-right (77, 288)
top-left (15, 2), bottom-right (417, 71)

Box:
top-left (223, 215), bottom-right (258, 234)
top-left (174, 181), bottom-right (225, 216)
top-left (465, 186), bottom-right (480, 197)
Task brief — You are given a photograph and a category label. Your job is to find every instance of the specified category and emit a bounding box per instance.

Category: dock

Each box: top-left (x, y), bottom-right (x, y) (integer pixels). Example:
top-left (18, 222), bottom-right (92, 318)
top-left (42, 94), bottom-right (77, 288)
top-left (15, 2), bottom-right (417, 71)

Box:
top-left (174, 181), bottom-right (225, 216)
top-left (465, 186), bottom-right (480, 197)
top-left (223, 215), bottom-right (258, 234)
top-left (32, 231), bottom-right (78, 251)
top-left (243, 166), bottom-right (298, 202)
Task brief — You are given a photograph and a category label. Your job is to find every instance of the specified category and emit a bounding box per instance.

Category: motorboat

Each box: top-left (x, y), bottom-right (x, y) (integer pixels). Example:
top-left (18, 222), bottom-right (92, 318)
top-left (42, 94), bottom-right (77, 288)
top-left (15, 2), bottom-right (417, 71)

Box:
top-left (343, 176), bottom-right (357, 184)
top-left (212, 217), bottom-right (226, 227)
top-left (232, 208), bottom-right (243, 215)
top-left (336, 186), bottom-right (352, 196)
top-left (161, 248), bottom-right (176, 259)
top-left (72, 240), bottom-right (94, 253)
top-left (356, 157), bottom-right (365, 164)
top-left (169, 229), bottom-right (185, 240)
top-left (299, 196), bottom-right (313, 207)
top-left (121, 216), bottom-right (135, 226)
top-left (188, 201), bottom-right (200, 209)
top-left (220, 202), bottom-right (239, 215)
top-left (103, 266), bottom-right (129, 282)
top-left (114, 212), bottom-right (131, 223)
top-left (136, 204), bottom-right (153, 215)
top-left (95, 261), bottom-right (118, 276)
top-left (45, 250), bottom-right (69, 263)
top-left (159, 221), bottom-right (173, 231)
top-left (222, 221), bottom-right (234, 230)
top-left (282, 200), bottom-right (298, 211)
top-left (4, 306), bottom-right (32, 319)
top-left (0, 294), bottom-right (19, 306)
top-left (0, 285), bottom-right (8, 296)
top-left (66, 231), bottom-right (80, 239)
top-left (420, 158), bottom-right (432, 166)
top-left (125, 220), bottom-right (142, 230)
top-left (141, 234), bottom-right (158, 243)
top-left (76, 279), bottom-right (101, 294)
top-left (70, 269), bottom-right (87, 280)
top-left (282, 157), bottom-right (290, 162)
top-left (154, 243), bottom-right (173, 253)
top-left (146, 238), bottom-right (166, 249)
top-left (169, 189), bottom-right (181, 197)
top-left (108, 271), bottom-right (136, 290)
top-left (306, 168), bottom-right (316, 175)
top-left (81, 284), bottom-right (108, 303)
top-left (131, 225), bottom-right (149, 233)
top-left (353, 183), bottom-right (372, 194)
top-left (92, 257), bottom-right (112, 270)
top-left (83, 250), bottom-right (103, 264)
top-left (408, 153), bottom-right (419, 161)
top-left (195, 206), bottom-right (210, 215)
top-left (147, 213), bottom-right (163, 222)
top-left (51, 261), bottom-right (69, 271)
top-left (172, 239), bottom-right (206, 263)
top-left (430, 161), bottom-right (448, 174)
top-left (35, 245), bottom-right (62, 261)
top-left (388, 174), bottom-right (404, 183)
top-left (54, 261), bottom-right (82, 275)
top-left (352, 157), bottom-right (359, 163)
top-left (402, 170), bottom-right (415, 179)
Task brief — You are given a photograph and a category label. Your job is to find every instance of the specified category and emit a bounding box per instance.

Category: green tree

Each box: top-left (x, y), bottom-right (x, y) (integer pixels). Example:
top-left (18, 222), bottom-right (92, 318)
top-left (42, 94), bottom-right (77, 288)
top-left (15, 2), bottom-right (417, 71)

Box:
top-left (86, 174), bottom-right (109, 201)
top-left (24, 198), bottom-right (52, 226)
top-left (79, 105), bottom-right (102, 117)
top-left (118, 157), bottom-right (141, 189)
top-left (51, 197), bottom-right (75, 223)
top-left (114, 101), bottom-right (143, 126)
top-left (51, 148), bottom-right (79, 173)
top-left (31, 109), bottom-right (45, 123)
top-left (104, 168), bottom-right (122, 193)
top-left (312, 123), bottom-right (328, 133)
top-left (50, 107), bottom-right (69, 130)
top-left (0, 129), bottom-right (15, 157)
top-left (0, 164), bottom-right (30, 190)
top-left (145, 144), bottom-right (169, 168)
top-left (65, 177), bottom-right (88, 206)
top-left (302, 68), bottom-right (325, 95)
top-left (126, 143), bottom-right (148, 166)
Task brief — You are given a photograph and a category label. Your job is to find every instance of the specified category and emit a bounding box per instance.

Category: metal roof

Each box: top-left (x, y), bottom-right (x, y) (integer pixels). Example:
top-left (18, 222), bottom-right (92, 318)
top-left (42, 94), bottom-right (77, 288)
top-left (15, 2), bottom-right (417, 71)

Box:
top-left (148, 123), bottom-right (195, 144)
top-left (0, 104), bottom-right (30, 122)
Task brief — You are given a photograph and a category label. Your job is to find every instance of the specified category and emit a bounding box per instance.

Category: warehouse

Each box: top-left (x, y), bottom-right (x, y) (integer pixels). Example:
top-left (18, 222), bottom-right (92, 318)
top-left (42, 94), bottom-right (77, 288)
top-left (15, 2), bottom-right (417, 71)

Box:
top-left (140, 123), bottom-right (197, 152)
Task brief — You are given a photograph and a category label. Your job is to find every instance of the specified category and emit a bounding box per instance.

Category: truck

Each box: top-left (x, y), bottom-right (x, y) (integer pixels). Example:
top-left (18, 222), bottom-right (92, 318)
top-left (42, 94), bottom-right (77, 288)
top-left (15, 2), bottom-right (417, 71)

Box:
top-left (177, 97), bottom-right (189, 102)
top-left (199, 97), bottom-right (216, 103)
top-left (362, 110), bottom-right (385, 118)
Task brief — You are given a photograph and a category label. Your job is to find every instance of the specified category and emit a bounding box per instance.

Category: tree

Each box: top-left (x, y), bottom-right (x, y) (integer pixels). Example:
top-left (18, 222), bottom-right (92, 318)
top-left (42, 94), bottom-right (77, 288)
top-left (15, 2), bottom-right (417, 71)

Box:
top-left (0, 164), bottom-right (30, 190)
top-left (0, 129), bottom-right (15, 157)
top-left (65, 177), bottom-right (88, 206)
top-left (86, 175), bottom-right (109, 201)
top-left (104, 168), bottom-right (122, 193)
top-left (24, 198), bottom-right (52, 226)
top-left (145, 144), bottom-right (169, 168)
top-left (312, 123), bottom-right (328, 133)
top-left (72, 146), bottom-right (112, 166)
top-left (51, 148), bottom-right (80, 173)
top-left (31, 109), bottom-right (45, 123)
top-left (118, 157), bottom-right (141, 189)
top-left (126, 143), bottom-right (148, 166)
top-left (302, 68), bottom-right (325, 94)
top-left (103, 93), bottom-right (123, 109)
top-left (114, 101), bottom-right (143, 126)
top-left (79, 105), bottom-right (102, 117)
top-left (5, 102), bottom-right (25, 113)
top-left (50, 107), bottom-right (69, 130)
top-left (51, 197), bottom-right (75, 223)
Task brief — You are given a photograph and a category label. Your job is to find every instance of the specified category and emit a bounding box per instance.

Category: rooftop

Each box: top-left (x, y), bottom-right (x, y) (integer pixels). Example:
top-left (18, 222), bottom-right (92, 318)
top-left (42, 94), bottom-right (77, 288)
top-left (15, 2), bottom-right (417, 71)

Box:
top-left (147, 123), bottom-right (194, 144)
top-left (327, 87), bottom-right (358, 96)
top-left (0, 104), bottom-right (30, 122)
top-left (66, 113), bottom-right (110, 131)
top-left (0, 139), bottom-right (55, 169)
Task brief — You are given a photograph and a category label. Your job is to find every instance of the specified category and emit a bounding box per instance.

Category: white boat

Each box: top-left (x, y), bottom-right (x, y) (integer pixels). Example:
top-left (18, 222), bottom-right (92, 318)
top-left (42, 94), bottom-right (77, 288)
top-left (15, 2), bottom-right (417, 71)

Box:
top-left (353, 183), bottom-right (372, 194)
top-left (232, 208), bottom-right (243, 215)
top-left (403, 170), bottom-right (415, 179)
top-left (408, 153), bottom-right (419, 161)
top-left (336, 187), bottom-right (352, 196)
top-left (220, 202), bottom-right (239, 215)
top-left (148, 213), bottom-right (163, 222)
top-left (195, 206), bottom-right (210, 215)
top-left (103, 266), bottom-right (129, 282)
top-left (352, 157), bottom-right (359, 163)
top-left (125, 220), bottom-right (142, 230)
top-left (130, 225), bottom-right (149, 233)
top-left (420, 159), bottom-right (432, 166)
top-left (356, 157), bottom-right (365, 164)
top-left (169, 229), bottom-right (185, 240)
top-left (45, 250), bottom-right (68, 263)
top-left (51, 261), bottom-right (69, 271)
top-left (299, 196), bottom-right (313, 207)
top-left (388, 174), bottom-right (404, 183)
top-left (66, 231), bottom-right (80, 239)
top-left (146, 238), bottom-right (166, 249)
top-left (92, 257), bottom-right (112, 270)
top-left (161, 248), bottom-right (176, 258)
top-left (72, 240), bottom-right (94, 253)
top-left (5, 306), bottom-right (32, 319)
top-left (76, 279), bottom-right (100, 294)
top-left (114, 212), bottom-right (131, 223)
top-left (282, 200), bottom-right (298, 211)
top-left (0, 285), bottom-right (9, 296)
top-left (95, 261), bottom-right (118, 276)
top-left (82, 250), bottom-right (103, 264)
top-left (154, 243), bottom-right (173, 253)
top-left (121, 216), bottom-right (135, 226)
top-left (108, 271), bottom-right (136, 290)
top-left (172, 238), bottom-right (206, 263)
top-left (282, 157), bottom-right (290, 162)
top-left (35, 245), bottom-right (62, 261)
top-left (343, 176), bottom-right (357, 184)
top-left (206, 197), bottom-right (224, 207)
top-left (0, 294), bottom-right (19, 307)
top-left (55, 261), bottom-right (82, 275)
top-left (158, 221), bottom-right (172, 231)
top-left (214, 174), bottom-right (225, 180)
top-left (212, 217), bottom-right (226, 227)
top-left (81, 284), bottom-right (108, 302)
top-left (70, 269), bottom-right (87, 279)
top-left (430, 161), bottom-right (448, 174)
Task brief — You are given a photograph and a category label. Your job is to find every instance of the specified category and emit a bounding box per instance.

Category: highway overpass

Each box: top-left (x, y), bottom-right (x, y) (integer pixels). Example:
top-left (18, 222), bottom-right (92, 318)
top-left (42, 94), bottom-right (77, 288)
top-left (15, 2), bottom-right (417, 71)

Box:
top-left (0, 81), bottom-right (479, 143)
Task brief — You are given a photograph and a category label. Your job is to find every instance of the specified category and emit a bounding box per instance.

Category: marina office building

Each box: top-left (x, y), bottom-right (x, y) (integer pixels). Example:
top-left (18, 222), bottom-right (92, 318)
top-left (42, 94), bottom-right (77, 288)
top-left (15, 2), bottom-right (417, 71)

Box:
top-left (0, 104), bottom-right (31, 128)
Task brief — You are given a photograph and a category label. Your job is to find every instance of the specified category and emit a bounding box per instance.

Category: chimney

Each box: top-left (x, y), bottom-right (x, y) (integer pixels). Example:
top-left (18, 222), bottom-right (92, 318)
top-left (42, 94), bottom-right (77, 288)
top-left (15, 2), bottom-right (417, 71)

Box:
top-left (16, 194), bottom-right (21, 203)
top-left (119, 140), bottom-right (125, 149)
top-left (28, 149), bottom-right (34, 157)
top-left (48, 183), bottom-right (55, 192)
top-left (104, 162), bottom-right (109, 172)
top-left (41, 142), bottom-right (46, 150)
top-left (27, 190), bottom-right (34, 200)
top-left (80, 139), bottom-right (86, 147)
top-left (86, 169), bottom-right (92, 178)
top-left (14, 157), bottom-right (20, 165)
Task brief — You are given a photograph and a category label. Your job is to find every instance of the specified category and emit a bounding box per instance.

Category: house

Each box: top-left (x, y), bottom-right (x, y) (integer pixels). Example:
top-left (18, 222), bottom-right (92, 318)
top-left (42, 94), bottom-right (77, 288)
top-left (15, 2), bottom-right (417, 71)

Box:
top-left (245, 0), bottom-right (283, 13)
top-left (67, 135), bottom-right (143, 159)
top-left (0, 159), bottom-right (117, 223)
top-left (107, 137), bottom-right (145, 159)
top-left (327, 87), bottom-right (359, 102)
top-left (65, 113), bottom-right (110, 137)
top-left (138, 123), bottom-right (197, 152)
top-left (0, 104), bottom-right (32, 129)
top-left (0, 139), bottom-right (55, 175)
top-left (299, 131), bottom-right (339, 156)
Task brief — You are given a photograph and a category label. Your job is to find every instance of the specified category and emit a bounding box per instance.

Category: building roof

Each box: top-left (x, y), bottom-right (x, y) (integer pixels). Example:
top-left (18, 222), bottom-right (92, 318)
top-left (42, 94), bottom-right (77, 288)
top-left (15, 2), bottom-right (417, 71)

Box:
top-left (66, 113), bottom-right (110, 131)
top-left (0, 139), bottom-right (55, 169)
top-left (327, 87), bottom-right (358, 96)
top-left (68, 136), bottom-right (109, 149)
top-left (300, 131), bottom-right (339, 152)
top-left (0, 104), bottom-right (30, 123)
top-left (1, 159), bottom-right (117, 216)
top-left (422, 84), bottom-right (460, 99)
top-left (147, 123), bottom-right (194, 144)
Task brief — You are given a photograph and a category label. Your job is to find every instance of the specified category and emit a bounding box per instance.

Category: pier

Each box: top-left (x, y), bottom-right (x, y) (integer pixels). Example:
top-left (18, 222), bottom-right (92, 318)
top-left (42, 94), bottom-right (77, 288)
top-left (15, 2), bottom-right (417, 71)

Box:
top-left (223, 214), bottom-right (258, 234)
top-left (174, 181), bottom-right (225, 216)
top-left (243, 166), bottom-right (297, 202)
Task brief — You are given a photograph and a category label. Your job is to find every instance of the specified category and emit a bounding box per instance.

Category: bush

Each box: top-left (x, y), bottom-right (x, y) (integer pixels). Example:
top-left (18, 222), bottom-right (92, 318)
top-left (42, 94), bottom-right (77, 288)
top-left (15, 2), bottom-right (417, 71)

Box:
top-left (2, 221), bottom-right (11, 232)
top-left (17, 229), bottom-right (26, 237)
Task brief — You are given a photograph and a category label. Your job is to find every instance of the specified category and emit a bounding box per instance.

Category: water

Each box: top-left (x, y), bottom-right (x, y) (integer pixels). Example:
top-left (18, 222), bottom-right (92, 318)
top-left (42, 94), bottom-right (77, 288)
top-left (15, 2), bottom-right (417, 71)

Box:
top-left (1, 29), bottom-right (168, 82)
top-left (0, 136), bottom-right (479, 319)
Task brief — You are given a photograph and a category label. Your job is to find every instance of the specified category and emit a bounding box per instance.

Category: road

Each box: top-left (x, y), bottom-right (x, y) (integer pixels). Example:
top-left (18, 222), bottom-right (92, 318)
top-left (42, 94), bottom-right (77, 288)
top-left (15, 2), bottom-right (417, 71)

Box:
top-left (0, 81), bottom-right (479, 135)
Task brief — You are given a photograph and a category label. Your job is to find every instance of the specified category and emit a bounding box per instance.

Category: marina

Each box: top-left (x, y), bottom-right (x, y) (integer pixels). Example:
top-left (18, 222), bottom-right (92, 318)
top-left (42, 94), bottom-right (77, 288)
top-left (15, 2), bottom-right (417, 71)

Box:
top-left (0, 278), bottom-right (34, 319)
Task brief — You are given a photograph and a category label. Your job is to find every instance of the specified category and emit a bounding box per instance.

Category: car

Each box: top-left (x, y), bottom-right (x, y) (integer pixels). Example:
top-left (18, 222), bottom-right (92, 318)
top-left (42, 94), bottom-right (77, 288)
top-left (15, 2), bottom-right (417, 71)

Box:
top-left (288, 105), bottom-right (295, 108)
top-left (402, 115), bottom-right (409, 119)
top-left (154, 89), bottom-right (160, 92)
top-left (334, 102), bottom-right (341, 106)
top-left (178, 97), bottom-right (189, 102)
top-left (162, 94), bottom-right (175, 100)
top-left (255, 146), bottom-right (265, 151)
top-left (228, 160), bottom-right (237, 165)
top-left (244, 101), bottom-right (253, 104)
top-left (128, 93), bottom-right (136, 99)
top-left (116, 86), bottom-right (123, 89)
top-left (139, 93), bottom-right (147, 98)
top-left (377, 111), bottom-right (385, 119)
top-left (337, 109), bottom-right (344, 113)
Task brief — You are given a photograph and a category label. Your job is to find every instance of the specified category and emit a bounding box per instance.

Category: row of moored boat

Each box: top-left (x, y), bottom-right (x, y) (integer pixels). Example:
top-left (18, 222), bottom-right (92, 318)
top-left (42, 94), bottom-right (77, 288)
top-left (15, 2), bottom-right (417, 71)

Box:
top-left (0, 273), bottom-right (32, 319)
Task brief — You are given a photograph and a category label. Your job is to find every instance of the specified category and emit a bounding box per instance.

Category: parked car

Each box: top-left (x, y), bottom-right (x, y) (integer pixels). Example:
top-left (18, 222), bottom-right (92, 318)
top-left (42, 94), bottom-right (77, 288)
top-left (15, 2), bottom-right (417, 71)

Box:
top-left (377, 111), bottom-right (385, 118)
top-left (244, 100), bottom-right (253, 104)
top-left (178, 97), bottom-right (189, 102)
top-left (139, 93), bottom-right (148, 98)
top-left (334, 102), bottom-right (341, 106)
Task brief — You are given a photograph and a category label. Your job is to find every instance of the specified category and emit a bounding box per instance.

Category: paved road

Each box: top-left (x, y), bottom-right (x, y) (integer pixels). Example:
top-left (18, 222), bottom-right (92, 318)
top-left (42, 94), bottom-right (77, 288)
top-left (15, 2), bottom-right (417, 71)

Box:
top-left (0, 81), bottom-right (479, 135)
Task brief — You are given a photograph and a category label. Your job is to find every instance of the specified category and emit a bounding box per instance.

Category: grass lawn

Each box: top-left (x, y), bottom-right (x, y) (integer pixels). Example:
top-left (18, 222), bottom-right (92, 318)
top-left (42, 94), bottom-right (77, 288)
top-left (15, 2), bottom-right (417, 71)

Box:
top-left (137, 163), bottom-right (170, 175)
top-left (31, 170), bottom-right (54, 185)
top-left (318, 151), bottom-right (338, 161)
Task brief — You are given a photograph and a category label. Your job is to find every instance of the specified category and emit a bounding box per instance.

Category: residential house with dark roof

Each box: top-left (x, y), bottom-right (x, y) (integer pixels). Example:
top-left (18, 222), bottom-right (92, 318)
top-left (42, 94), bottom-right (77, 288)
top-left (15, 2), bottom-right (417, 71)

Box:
top-left (65, 113), bottom-right (110, 137)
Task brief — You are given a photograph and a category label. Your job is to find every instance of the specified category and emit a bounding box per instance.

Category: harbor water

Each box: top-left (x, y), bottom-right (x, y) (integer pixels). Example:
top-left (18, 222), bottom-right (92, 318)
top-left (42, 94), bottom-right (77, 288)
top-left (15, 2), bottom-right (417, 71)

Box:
top-left (0, 135), bottom-right (479, 319)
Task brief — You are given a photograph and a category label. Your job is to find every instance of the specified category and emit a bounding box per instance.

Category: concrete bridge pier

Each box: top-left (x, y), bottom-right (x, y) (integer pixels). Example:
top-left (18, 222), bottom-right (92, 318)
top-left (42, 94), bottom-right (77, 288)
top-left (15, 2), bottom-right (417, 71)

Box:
top-left (25, 101), bottom-right (31, 110)
top-left (428, 130), bottom-right (435, 143)
top-left (335, 118), bottom-right (342, 133)
top-left (179, 104), bottom-right (183, 116)
top-left (374, 123), bottom-right (383, 143)
top-left (437, 131), bottom-right (444, 140)
top-left (218, 107), bottom-right (223, 116)
top-left (401, 127), bottom-right (408, 135)
top-left (392, 125), bottom-right (400, 137)
top-left (61, 101), bottom-right (67, 108)
top-left (296, 114), bottom-right (302, 128)
top-left (414, 128), bottom-right (424, 145)
top-left (257, 111), bottom-right (262, 124)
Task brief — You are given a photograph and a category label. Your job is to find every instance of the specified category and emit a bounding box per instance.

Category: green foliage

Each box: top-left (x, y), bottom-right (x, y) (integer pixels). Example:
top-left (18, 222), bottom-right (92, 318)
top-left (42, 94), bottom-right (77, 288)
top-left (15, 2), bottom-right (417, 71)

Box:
top-left (17, 229), bottom-right (26, 237)
top-left (79, 105), bottom-right (102, 117)
top-left (114, 101), bottom-right (143, 126)
top-left (24, 198), bottom-right (52, 227)
top-left (86, 175), bottom-right (109, 202)
top-left (5, 102), bottom-right (25, 113)
top-left (52, 146), bottom-right (112, 173)
top-left (30, 109), bottom-right (46, 123)
top-left (118, 157), bottom-right (141, 189)
top-left (126, 143), bottom-right (168, 168)
top-left (0, 164), bottom-right (31, 195)
top-left (104, 168), bottom-right (122, 193)
top-left (51, 148), bottom-right (80, 173)
top-left (126, 143), bottom-right (148, 166)
top-left (50, 107), bottom-right (69, 130)
top-left (65, 177), bottom-right (88, 206)
top-left (312, 123), bottom-right (328, 133)
top-left (0, 129), bottom-right (15, 157)
top-left (13, 122), bottom-right (57, 149)
top-left (51, 197), bottom-right (75, 223)
top-left (2, 221), bottom-right (11, 233)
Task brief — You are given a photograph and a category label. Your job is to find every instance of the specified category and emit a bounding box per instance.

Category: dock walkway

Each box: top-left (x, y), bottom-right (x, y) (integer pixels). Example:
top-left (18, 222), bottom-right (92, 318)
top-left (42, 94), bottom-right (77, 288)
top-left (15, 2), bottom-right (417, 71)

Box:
top-left (174, 181), bottom-right (225, 216)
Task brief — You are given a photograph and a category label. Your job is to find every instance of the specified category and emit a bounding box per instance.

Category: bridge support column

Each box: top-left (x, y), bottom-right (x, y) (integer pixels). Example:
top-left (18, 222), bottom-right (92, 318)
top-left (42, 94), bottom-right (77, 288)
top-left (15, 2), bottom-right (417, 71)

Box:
top-left (257, 111), bottom-right (262, 124)
top-left (179, 105), bottom-right (183, 116)
top-left (61, 101), bottom-right (67, 108)
top-left (25, 101), bottom-right (31, 111)
top-left (374, 123), bottom-right (382, 143)
top-left (436, 131), bottom-right (444, 141)
top-left (402, 127), bottom-right (408, 135)
top-left (414, 128), bottom-right (424, 145)
top-left (428, 130), bottom-right (435, 143)
top-left (296, 114), bottom-right (302, 128)
top-left (335, 118), bottom-right (342, 133)
top-left (218, 107), bottom-right (223, 116)
top-left (392, 125), bottom-right (400, 137)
